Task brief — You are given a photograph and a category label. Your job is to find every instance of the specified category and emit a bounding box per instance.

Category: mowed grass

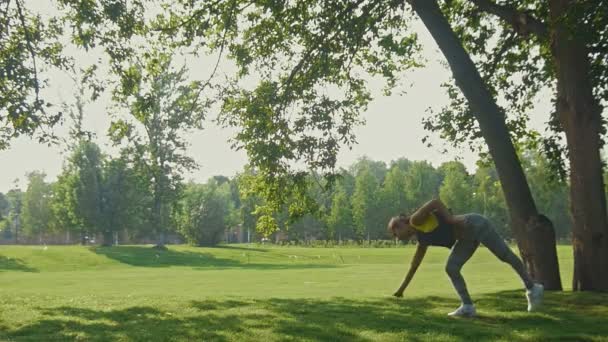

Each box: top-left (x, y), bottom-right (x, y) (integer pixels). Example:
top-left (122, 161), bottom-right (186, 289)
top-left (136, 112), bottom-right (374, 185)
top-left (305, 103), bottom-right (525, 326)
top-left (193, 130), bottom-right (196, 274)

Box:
top-left (0, 244), bottom-right (606, 341)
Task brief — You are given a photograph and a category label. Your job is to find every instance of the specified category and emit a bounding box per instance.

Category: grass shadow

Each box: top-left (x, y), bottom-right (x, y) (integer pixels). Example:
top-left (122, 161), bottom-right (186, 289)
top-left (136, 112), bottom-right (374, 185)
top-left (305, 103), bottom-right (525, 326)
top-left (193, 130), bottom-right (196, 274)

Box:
top-left (0, 255), bottom-right (38, 272)
top-left (90, 246), bottom-right (337, 270)
top-left (186, 291), bottom-right (608, 341)
top-left (4, 291), bottom-right (607, 341)
top-left (4, 306), bottom-right (258, 342)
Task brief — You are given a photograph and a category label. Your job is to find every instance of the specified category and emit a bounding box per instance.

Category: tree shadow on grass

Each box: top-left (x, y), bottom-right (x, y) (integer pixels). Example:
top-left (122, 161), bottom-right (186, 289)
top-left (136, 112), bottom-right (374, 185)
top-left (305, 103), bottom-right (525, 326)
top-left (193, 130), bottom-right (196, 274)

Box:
top-left (4, 306), bottom-right (260, 342)
top-left (0, 255), bottom-right (37, 272)
top-left (4, 291), bottom-right (607, 341)
top-left (90, 246), bottom-right (337, 270)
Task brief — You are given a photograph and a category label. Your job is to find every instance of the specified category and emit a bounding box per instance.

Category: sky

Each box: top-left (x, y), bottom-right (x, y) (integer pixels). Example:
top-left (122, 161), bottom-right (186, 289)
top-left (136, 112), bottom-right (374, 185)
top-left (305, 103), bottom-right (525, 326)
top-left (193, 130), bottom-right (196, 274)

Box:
top-left (0, 5), bottom-right (553, 193)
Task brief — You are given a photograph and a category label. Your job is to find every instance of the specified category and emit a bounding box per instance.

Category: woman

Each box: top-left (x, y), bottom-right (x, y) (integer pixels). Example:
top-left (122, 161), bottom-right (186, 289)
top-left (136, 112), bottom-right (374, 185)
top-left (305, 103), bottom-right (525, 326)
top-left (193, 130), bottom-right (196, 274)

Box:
top-left (387, 198), bottom-right (543, 317)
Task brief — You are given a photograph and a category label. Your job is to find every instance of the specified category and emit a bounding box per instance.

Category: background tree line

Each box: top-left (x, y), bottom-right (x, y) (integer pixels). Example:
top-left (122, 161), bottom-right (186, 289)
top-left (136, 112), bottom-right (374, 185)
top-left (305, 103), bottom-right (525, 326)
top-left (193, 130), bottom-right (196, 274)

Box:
top-left (0, 146), bottom-right (576, 246)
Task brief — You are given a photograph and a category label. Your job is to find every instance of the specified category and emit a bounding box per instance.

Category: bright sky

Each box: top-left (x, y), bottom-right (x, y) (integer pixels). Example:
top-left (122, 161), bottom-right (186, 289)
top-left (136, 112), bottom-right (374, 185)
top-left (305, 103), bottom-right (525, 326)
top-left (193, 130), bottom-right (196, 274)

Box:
top-left (0, 5), bottom-right (553, 193)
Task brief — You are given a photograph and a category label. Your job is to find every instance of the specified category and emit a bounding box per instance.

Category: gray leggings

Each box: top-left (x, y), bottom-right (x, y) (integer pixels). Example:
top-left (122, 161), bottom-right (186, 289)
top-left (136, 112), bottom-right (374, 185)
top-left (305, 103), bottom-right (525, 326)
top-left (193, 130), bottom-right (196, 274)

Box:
top-left (446, 214), bottom-right (534, 305)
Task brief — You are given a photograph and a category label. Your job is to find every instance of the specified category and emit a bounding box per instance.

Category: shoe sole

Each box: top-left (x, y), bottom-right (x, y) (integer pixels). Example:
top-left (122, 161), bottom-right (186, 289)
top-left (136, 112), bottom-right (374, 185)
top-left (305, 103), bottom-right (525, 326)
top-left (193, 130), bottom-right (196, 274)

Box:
top-left (448, 313), bottom-right (477, 318)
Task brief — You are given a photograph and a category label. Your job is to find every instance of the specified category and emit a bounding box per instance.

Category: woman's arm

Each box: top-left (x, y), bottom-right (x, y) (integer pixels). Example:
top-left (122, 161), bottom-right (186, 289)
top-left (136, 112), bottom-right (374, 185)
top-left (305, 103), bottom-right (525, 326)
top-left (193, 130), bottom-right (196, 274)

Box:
top-left (393, 243), bottom-right (428, 297)
top-left (410, 198), bottom-right (456, 225)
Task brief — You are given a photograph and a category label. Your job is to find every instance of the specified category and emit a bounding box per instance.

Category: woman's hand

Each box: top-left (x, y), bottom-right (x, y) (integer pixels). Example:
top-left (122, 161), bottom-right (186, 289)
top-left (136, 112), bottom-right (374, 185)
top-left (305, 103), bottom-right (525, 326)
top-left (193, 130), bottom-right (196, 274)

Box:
top-left (393, 244), bottom-right (427, 299)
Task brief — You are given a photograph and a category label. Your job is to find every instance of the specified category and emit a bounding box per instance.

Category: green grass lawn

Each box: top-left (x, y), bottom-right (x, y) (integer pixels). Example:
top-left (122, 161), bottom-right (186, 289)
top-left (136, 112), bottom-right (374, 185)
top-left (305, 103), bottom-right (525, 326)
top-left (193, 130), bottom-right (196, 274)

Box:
top-left (0, 244), bottom-right (606, 341)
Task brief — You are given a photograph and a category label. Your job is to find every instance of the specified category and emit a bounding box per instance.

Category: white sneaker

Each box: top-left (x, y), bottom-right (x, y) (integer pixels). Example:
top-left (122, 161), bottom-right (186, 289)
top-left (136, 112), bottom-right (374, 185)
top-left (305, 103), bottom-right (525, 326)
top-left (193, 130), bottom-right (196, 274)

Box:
top-left (526, 283), bottom-right (544, 312)
top-left (448, 304), bottom-right (476, 317)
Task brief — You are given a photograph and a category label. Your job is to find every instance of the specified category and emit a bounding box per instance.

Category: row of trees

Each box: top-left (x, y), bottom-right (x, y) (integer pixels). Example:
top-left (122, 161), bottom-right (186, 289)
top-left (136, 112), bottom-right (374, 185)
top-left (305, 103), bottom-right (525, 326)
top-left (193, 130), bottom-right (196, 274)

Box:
top-left (0, 141), bottom-right (236, 247)
top-left (0, 147), bottom-right (574, 246)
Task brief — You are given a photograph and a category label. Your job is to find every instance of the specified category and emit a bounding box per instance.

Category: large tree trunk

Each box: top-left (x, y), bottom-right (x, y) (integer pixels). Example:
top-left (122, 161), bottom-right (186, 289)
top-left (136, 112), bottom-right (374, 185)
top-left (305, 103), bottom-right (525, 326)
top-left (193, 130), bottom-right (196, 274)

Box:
top-left (152, 182), bottom-right (167, 249)
top-left (549, 0), bottom-right (608, 291)
top-left (153, 192), bottom-right (163, 246)
top-left (410, 0), bottom-right (562, 289)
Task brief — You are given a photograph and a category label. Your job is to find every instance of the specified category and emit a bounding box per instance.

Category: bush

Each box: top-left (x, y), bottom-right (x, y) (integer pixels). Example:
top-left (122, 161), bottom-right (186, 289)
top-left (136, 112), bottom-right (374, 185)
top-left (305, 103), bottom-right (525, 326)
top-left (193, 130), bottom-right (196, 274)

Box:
top-left (175, 181), bottom-right (236, 246)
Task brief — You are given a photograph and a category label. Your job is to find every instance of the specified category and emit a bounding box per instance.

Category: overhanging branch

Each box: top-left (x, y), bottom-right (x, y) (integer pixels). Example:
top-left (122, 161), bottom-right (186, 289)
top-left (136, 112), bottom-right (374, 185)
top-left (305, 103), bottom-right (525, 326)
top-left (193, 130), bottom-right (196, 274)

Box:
top-left (15, 0), bottom-right (41, 105)
top-left (468, 0), bottom-right (548, 38)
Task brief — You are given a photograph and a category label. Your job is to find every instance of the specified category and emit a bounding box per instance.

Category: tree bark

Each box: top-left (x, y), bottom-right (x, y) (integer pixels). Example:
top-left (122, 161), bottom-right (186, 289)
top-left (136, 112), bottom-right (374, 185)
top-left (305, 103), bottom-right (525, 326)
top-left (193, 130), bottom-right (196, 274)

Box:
top-left (153, 190), bottom-right (165, 247)
top-left (13, 216), bottom-right (19, 244)
top-left (549, 0), bottom-right (608, 291)
top-left (152, 175), bottom-right (167, 249)
top-left (410, 0), bottom-right (562, 289)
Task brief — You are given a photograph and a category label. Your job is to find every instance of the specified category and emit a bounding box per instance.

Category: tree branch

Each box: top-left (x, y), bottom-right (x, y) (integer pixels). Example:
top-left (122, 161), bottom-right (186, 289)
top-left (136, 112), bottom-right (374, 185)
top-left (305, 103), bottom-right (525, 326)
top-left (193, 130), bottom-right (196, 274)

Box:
top-left (15, 0), bottom-right (41, 107)
top-left (185, 0), bottom-right (237, 115)
top-left (152, 0), bottom-right (223, 34)
top-left (468, 0), bottom-right (548, 38)
top-left (1, 0), bottom-right (12, 39)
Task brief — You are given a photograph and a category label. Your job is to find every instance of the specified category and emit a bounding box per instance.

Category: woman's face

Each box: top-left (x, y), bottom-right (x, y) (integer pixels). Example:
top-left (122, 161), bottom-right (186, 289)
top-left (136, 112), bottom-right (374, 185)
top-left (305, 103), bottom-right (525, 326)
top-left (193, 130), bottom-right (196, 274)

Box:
top-left (392, 222), bottom-right (414, 241)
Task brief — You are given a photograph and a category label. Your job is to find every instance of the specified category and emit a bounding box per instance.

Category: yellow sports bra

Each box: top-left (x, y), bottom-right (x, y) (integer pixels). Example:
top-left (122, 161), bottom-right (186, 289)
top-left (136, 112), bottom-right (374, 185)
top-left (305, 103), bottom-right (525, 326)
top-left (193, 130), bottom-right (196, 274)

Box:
top-left (410, 213), bottom-right (439, 233)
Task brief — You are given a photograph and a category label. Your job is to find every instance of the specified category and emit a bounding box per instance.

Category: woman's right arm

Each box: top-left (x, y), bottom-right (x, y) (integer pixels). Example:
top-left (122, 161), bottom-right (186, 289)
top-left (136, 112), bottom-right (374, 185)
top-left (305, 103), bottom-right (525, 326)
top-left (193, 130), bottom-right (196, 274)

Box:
top-left (410, 198), bottom-right (456, 225)
top-left (393, 243), bottom-right (428, 297)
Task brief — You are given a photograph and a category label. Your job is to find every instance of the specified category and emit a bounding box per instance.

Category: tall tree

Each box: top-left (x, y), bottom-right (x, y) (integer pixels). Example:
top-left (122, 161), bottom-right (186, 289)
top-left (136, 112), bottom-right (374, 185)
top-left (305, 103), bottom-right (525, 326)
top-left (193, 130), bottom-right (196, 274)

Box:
top-left (403, 161), bottom-right (442, 207)
top-left (21, 171), bottom-right (52, 243)
top-left (110, 48), bottom-right (205, 248)
top-left (50, 171), bottom-right (80, 243)
top-left (378, 159), bottom-right (414, 223)
top-left (49, 82), bottom-right (104, 244)
top-left (352, 167), bottom-right (382, 240)
top-left (0, 193), bottom-right (9, 239)
top-left (380, 165), bottom-right (411, 219)
top-left (100, 157), bottom-right (152, 246)
top-left (0, 193), bottom-right (9, 220)
top-left (5, 188), bottom-right (23, 243)
top-left (439, 161), bottom-right (473, 215)
top-left (70, 140), bottom-right (104, 244)
top-left (434, 0), bottom-right (608, 291)
top-left (326, 182), bottom-right (355, 241)
top-left (547, 0), bottom-right (608, 291)
top-left (349, 157), bottom-right (388, 185)
top-left (235, 170), bottom-right (262, 243)
top-left (408, 0), bottom-right (562, 289)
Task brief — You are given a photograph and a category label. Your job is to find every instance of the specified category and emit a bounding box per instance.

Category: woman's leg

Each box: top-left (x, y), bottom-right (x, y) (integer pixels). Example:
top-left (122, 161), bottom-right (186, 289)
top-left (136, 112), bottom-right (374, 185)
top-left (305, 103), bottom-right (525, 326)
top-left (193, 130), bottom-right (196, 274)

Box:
top-left (475, 217), bottom-right (534, 290)
top-left (446, 238), bottom-right (479, 305)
